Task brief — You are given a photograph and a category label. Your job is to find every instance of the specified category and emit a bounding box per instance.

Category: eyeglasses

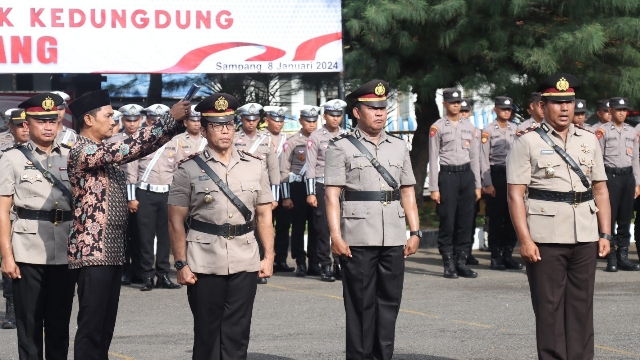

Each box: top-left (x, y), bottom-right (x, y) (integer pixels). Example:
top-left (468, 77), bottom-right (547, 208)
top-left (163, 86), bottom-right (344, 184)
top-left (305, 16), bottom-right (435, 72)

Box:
top-left (209, 122), bottom-right (235, 132)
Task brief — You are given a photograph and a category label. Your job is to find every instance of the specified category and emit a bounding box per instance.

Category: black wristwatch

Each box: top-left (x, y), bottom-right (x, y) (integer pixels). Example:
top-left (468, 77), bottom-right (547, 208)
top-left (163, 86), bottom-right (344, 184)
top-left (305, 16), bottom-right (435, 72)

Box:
top-left (599, 233), bottom-right (613, 241)
top-left (409, 230), bottom-right (423, 238)
top-left (174, 260), bottom-right (188, 270)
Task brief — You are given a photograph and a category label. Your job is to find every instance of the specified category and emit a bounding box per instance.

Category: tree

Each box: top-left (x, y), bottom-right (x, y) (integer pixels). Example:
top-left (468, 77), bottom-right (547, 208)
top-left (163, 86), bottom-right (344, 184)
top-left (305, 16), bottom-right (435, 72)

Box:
top-left (343, 0), bottom-right (640, 206)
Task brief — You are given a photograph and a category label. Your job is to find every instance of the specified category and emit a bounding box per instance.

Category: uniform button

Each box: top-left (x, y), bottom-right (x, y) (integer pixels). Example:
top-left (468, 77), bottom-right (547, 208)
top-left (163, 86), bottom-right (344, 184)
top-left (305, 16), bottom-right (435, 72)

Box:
top-left (381, 184), bottom-right (385, 188)
top-left (250, 186), bottom-right (254, 190)
top-left (547, 162), bottom-right (551, 166)
top-left (55, 201), bottom-right (59, 206)
top-left (23, 227), bottom-right (27, 231)
top-left (229, 214), bottom-right (233, 218)
top-left (360, 164), bottom-right (363, 167)
top-left (227, 172), bottom-right (230, 176)
top-left (196, 236), bottom-right (200, 240)
top-left (351, 211), bottom-right (355, 215)
top-left (205, 188), bottom-right (209, 191)
top-left (541, 208), bottom-right (545, 213)
top-left (48, 164), bottom-right (52, 168)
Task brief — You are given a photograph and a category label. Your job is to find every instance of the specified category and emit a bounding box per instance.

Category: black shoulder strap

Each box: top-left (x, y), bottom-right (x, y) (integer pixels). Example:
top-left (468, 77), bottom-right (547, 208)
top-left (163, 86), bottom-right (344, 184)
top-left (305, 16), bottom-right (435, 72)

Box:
top-left (344, 134), bottom-right (399, 190)
top-left (534, 127), bottom-right (591, 189)
top-left (192, 156), bottom-right (253, 221)
top-left (16, 145), bottom-right (73, 203)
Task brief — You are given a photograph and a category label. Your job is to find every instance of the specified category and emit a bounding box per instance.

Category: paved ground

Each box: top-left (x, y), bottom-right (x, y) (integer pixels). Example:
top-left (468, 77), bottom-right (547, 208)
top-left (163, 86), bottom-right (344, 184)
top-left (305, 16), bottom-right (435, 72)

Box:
top-left (1, 247), bottom-right (640, 360)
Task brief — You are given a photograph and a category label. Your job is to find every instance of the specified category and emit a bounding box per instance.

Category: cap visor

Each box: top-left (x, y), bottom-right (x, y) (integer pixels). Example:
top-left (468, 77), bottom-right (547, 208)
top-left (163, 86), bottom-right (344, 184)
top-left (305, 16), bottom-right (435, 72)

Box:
top-left (241, 115), bottom-right (260, 121)
top-left (358, 100), bottom-right (387, 108)
top-left (574, 110), bottom-right (587, 114)
top-left (301, 116), bottom-right (319, 122)
top-left (123, 115), bottom-right (141, 121)
top-left (542, 95), bottom-right (575, 102)
top-left (496, 105), bottom-right (512, 109)
top-left (203, 115), bottom-right (235, 123)
top-left (324, 110), bottom-right (343, 116)
top-left (610, 105), bottom-right (629, 110)
top-left (28, 114), bottom-right (58, 120)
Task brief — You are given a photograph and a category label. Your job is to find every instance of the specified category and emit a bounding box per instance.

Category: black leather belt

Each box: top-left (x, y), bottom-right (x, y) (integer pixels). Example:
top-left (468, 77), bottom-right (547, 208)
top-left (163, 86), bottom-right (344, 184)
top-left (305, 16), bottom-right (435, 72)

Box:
top-left (188, 218), bottom-right (255, 239)
top-left (16, 207), bottom-right (72, 224)
top-left (490, 165), bottom-right (506, 174)
top-left (605, 166), bottom-right (632, 175)
top-left (441, 163), bottom-right (470, 172)
top-left (343, 189), bottom-right (400, 202)
top-left (528, 188), bottom-right (593, 206)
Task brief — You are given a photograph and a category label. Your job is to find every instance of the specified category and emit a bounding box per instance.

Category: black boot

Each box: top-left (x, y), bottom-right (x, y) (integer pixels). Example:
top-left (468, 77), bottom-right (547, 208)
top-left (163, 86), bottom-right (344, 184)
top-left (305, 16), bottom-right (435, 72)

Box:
top-left (617, 247), bottom-right (640, 271)
top-left (455, 252), bottom-right (478, 278)
top-left (333, 263), bottom-right (342, 280)
top-left (295, 263), bottom-right (307, 277)
top-left (320, 265), bottom-right (336, 282)
top-left (155, 274), bottom-right (182, 289)
top-left (502, 246), bottom-right (523, 270)
top-left (140, 277), bottom-right (154, 291)
top-left (466, 251), bottom-right (479, 265)
top-left (605, 247), bottom-right (618, 272)
top-left (257, 277), bottom-right (268, 285)
top-left (442, 253), bottom-right (458, 279)
top-left (490, 247), bottom-right (506, 270)
top-left (273, 261), bottom-right (295, 273)
top-left (120, 273), bottom-right (132, 285)
top-left (307, 263), bottom-right (322, 276)
top-left (1, 297), bottom-right (16, 329)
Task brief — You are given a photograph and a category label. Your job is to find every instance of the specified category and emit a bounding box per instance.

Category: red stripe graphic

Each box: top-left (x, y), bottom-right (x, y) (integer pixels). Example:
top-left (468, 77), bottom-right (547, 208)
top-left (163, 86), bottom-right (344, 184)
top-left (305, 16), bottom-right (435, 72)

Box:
top-left (292, 32), bottom-right (342, 61)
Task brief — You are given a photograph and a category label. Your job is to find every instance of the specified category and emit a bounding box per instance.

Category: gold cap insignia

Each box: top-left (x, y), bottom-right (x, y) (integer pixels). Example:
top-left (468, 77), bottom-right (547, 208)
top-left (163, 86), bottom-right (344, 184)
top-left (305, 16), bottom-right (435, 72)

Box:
top-left (19, 111), bottom-right (26, 120)
top-left (374, 83), bottom-right (386, 96)
top-left (214, 96), bottom-right (228, 111)
top-left (42, 96), bottom-right (55, 111)
top-left (556, 77), bottom-right (570, 92)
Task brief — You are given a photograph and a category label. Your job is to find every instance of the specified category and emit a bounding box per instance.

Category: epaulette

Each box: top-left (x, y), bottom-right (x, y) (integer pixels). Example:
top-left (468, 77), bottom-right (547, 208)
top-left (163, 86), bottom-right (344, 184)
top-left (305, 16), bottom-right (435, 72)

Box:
top-left (329, 133), bottom-right (350, 144)
top-left (575, 124), bottom-right (594, 134)
top-left (239, 149), bottom-right (262, 160)
top-left (385, 131), bottom-right (403, 140)
top-left (59, 143), bottom-right (72, 149)
top-left (177, 152), bottom-right (201, 165)
top-left (516, 125), bottom-right (538, 137)
top-left (1, 144), bottom-right (19, 152)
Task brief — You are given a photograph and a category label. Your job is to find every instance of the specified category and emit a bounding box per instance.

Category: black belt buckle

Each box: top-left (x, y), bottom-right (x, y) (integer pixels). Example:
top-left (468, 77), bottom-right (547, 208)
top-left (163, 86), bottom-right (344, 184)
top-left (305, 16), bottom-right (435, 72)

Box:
top-left (572, 191), bottom-right (582, 208)
top-left (54, 209), bottom-right (64, 225)
top-left (227, 224), bottom-right (237, 240)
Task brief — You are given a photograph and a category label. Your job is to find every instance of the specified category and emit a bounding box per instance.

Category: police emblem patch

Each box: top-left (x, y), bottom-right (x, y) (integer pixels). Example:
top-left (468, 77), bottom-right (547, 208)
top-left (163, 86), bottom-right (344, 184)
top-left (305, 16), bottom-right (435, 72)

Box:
top-left (430, 126), bottom-right (438, 137)
top-left (481, 132), bottom-right (489, 144)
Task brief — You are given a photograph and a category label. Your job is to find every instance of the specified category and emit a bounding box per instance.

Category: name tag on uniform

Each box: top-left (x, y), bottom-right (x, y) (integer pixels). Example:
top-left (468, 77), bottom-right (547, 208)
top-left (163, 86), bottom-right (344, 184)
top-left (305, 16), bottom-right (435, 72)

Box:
top-left (24, 166), bottom-right (37, 170)
top-left (540, 150), bottom-right (555, 155)
top-left (198, 175), bottom-right (210, 181)
top-left (353, 153), bottom-right (367, 158)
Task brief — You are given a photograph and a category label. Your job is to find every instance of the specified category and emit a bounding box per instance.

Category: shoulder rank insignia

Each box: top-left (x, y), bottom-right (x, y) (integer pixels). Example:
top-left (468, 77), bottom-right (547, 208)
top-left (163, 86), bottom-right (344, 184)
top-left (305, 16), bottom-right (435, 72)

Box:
top-left (385, 131), bottom-right (402, 140)
top-left (177, 152), bottom-right (201, 165)
top-left (59, 143), bottom-right (72, 149)
top-left (1, 144), bottom-right (18, 152)
top-left (575, 124), bottom-right (594, 134)
top-left (516, 125), bottom-right (538, 137)
top-left (239, 149), bottom-right (262, 160)
top-left (329, 133), bottom-right (350, 144)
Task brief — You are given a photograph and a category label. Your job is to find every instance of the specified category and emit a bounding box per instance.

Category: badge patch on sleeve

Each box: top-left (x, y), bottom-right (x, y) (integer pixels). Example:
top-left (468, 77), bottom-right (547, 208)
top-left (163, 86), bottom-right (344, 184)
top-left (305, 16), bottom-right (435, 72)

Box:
top-left (596, 128), bottom-right (605, 140)
top-left (481, 132), bottom-right (489, 144)
top-left (430, 126), bottom-right (438, 137)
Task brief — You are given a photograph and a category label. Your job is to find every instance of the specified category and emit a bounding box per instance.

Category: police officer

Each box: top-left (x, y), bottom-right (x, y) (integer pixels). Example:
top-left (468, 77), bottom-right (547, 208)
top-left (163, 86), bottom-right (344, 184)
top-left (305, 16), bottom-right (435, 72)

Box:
top-left (306, 99), bottom-right (347, 282)
top-left (0, 93), bottom-right (76, 359)
top-left (428, 88), bottom-right (481, 278)
top-left (263, 106), bottom-right (296, 274)
top-left (596, 97), bottom-right (640, 272)
top-left (107, 104), bottom-right (145, 285)
top-left (234, 103), bottom-right (280, 200)
top-left (572, 99), bottom-right (589, 129)
top-left (112, 110), bottom-right (123, 134)
top-left (458, 98), bottom-right (480, 265)
top-left (135, 104), bottom-right (182, 290)
top-left (517, 92), bottom-right (544, 131)
top-left (0, 109), bottom-right (30, 330)
top-left (168, 93), bottom-right (274, 360)
top-left (480, 97), bottom-right (521, 270)
top-left (592, 99), bottom-right (612, 130)
top-left (51, 91), bottom-right (78, 147)
top-left (507, 73), bottom-right (611, 360)
top-left (325, 79), bottom-right (420, 360)
top-left (174, 105), bottom-right (206, 162)
top-left (280, 106), bottom-right (320, 276)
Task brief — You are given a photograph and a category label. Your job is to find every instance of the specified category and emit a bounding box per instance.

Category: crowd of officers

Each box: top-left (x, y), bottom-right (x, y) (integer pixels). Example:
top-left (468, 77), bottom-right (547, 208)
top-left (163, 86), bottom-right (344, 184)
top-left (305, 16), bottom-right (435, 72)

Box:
top-left (429, 89), bottom-right (640, 278)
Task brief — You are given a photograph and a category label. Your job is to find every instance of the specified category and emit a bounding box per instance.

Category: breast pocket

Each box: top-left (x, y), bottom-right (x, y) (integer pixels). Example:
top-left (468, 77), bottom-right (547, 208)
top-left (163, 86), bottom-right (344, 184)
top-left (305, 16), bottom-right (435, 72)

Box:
top-left (349, 158), bottom-right (374, 185)
top-left (625, 139), bottom-right (634, 157)
top-left (535, 159), bottom-right (562, 180)
top-left (604, 138), bottom-right (619, 155)
top-left (461, 132), bottom-right (472, 149)
top-left (19, 171), bottom-right (45, 198)
top-left (240, 181), bottom-right (261, 208)
top-left (441, 133), bottom-right (455, 151)
top-left (342, 203), bottom-right (369, 219)
top-left (194, 182), bottom-right (218, 210)
top-left (387, 159), bottom-right (403, 182)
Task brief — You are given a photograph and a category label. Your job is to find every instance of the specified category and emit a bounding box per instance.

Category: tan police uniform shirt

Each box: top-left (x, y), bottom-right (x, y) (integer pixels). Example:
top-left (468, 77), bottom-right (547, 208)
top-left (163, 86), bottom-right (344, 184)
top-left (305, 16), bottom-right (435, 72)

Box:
top-left (0, 140), bottom-right (72, 264)
top-left (306, 126), bottom-right (344, 180)
top-left (136, 141), bottom-right (178, 186)
top-left (268, 131), bottom-right (288, 160)
top-left (234, 129), bottom-right (279, 185)
top-left (0, 130), bottom-right (15, 153)
top-left (174, 132), bottom-right (206, 163)
top-left (428, 116), bottom-right (481, 192)
top-left (324, 127), bottom-right (416, 247)
top-left (168, 146), bottom-right (273, 275)
top-left (595, 122), bottom-right (640, 184)
top-left (517, 118), bottom-right (541, 132)
top-left (506, 121), bottom-right (607, 244)
top-left (280, 131), bottom-right (310, 184)
top-left (55, 126), bottom-right (77, 147)
top-left (480, 120), bottom-right (516, 187)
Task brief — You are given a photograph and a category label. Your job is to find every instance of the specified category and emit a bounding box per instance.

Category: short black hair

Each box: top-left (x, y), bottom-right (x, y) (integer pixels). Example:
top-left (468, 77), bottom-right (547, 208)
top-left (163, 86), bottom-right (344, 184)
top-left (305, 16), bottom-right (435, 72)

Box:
top-left (75, 107), bottom-right (101, 132)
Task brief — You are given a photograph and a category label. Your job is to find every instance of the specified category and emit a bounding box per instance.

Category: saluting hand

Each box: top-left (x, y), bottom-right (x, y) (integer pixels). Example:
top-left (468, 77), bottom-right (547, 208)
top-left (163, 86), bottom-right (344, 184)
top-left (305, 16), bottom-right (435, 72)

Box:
top-left (169, 100), bottom-right (192, 122)
top-left (1, 257), bottom-right (21, 280)
top-left (177, 266), bottom-right (197, 285)
top-left (520, 240), bottom-right (541, 263)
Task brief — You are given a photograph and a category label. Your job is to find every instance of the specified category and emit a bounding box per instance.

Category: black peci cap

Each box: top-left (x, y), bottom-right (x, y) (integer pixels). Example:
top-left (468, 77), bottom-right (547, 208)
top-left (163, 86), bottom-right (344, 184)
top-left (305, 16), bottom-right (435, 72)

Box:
top-left (68, 90), bottom-right (111, 118)
top-left (347, 79), bottom-right (389, 108)
top-left (194, 93), bottom-right (240, 123)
